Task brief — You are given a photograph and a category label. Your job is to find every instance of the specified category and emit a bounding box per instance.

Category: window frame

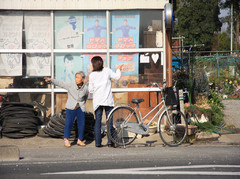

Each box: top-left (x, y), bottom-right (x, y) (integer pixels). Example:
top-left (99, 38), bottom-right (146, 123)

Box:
top-left (0, 10), bottom-right (166, 115)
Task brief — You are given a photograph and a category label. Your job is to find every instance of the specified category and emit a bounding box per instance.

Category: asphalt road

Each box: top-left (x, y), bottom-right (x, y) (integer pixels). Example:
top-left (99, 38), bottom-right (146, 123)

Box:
top-left (0, 145), bottom-right (239, 179)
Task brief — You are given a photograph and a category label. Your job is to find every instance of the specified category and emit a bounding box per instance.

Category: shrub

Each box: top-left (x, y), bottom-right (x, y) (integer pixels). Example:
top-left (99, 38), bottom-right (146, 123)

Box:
top-left (184, 90), bottom-right (224, 133)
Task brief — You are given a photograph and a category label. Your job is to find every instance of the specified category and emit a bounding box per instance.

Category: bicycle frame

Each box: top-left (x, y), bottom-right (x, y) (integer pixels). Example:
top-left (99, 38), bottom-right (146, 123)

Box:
top-left (132, 97), bottom-right (170, 131)
top-left (112, 83), bottom-right (173, 134)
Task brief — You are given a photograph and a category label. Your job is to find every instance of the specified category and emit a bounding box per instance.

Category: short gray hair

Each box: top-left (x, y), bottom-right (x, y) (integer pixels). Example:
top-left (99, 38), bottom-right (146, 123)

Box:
top-left (75, 71), bottom-right (86, 78)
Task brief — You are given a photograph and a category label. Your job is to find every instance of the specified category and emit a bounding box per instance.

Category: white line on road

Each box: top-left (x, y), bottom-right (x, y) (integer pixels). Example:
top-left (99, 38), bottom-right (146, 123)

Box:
top-left (41, 165), bottom-right (240, 176)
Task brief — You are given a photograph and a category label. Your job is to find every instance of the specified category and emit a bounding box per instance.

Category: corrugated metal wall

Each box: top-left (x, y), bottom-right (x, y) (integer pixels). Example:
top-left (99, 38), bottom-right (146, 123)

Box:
top-left (0, 0), bottom-right (168, 10)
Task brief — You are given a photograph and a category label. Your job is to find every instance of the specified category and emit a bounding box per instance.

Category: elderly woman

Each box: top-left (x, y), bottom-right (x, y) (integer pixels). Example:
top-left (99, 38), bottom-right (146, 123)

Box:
top-left (44, 71), bottom-right (88, 147)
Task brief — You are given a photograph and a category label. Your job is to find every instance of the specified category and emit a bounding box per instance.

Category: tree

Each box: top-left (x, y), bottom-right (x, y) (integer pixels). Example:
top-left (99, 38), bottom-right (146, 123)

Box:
top-left (212, 32), bottom-right (230, 51)
top-left (219, 32), bottom-right (231, 51)
top-left (220, 0), bottom-right (240, 52)
top-left (175, 0), bottom-right (222, 51)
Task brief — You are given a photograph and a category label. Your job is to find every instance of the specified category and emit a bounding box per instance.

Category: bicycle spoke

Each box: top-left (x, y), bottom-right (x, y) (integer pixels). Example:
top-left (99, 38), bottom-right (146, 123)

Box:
top-left (107, 106), bottom-right (139, 146)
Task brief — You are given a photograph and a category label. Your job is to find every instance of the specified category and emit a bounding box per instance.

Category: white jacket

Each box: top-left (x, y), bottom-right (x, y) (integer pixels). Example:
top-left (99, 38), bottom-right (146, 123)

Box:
top-left (89, 67), bottom-right (121, 111)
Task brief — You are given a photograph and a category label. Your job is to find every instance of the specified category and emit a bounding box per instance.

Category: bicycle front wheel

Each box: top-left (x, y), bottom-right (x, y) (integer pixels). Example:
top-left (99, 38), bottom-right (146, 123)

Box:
top-left (159, 109), bottom-right (188, 147)
top-left (106, 106), bottom-right (139, 146)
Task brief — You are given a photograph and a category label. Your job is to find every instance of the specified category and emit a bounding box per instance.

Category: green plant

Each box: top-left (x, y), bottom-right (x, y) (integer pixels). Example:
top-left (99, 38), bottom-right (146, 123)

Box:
top-left (208, 90), bottom-right (223, 109)
top-left (222, 79), bottom-right (234, 94)
top-left (195, 121), bottom-right (218, 133)
top-left (184, 90), bottom-right (224, 133)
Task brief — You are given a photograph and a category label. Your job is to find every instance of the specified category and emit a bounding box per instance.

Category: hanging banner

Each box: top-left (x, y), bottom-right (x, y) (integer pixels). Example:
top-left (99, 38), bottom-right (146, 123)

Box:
top-left (54, 12), bottom-right (84, 82)
top-left (112, 11), bottom-right (139, 49)
top-left (25, 11), bottom-right (51, 76)
top-left (55, 11), bottom-right (83, 49)
top-left (83, 11), bottom-right (107, 76)
top-left (111, 11), bottom-right (140, 87)
top-left (83, 11), bottom-right (106, 49)
top-left (55, 54), bottom-right (83, 83)
top-left (0, 11), bottom-right (23, 76)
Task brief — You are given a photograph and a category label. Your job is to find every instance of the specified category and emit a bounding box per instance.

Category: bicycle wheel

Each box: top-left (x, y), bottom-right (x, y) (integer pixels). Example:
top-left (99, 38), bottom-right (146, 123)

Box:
top-left (107, 106), bottom-right (139, 146)
top-left (159, 109), bottom-right (188, 147)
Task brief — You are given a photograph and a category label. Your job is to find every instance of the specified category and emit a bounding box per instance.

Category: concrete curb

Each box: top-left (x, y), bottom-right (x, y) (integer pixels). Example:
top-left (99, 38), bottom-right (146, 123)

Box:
top-left (218, 134), bottom-right (240, 145)
top-left (0, 145), bottom-right (20, 161)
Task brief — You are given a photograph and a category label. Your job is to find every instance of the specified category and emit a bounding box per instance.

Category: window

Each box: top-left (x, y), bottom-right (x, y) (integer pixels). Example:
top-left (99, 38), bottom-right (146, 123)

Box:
top-left (0, 10), bottom-right (165, 113)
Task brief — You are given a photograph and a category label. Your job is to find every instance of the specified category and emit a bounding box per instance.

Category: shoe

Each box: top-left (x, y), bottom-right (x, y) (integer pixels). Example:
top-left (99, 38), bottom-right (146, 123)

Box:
top-left (64, 141), bottom-right (71, 148)
top-left (77, 141), bottom-right (86, 147)
top-left (108, 144), bottom-right (117, 148)
top-left (96, 145), bottom-right (103, 148)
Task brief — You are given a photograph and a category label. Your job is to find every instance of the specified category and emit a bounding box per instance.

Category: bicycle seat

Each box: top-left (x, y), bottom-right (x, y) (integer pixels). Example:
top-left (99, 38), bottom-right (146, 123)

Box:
top-left (131, 98), bottom-right (144, 104)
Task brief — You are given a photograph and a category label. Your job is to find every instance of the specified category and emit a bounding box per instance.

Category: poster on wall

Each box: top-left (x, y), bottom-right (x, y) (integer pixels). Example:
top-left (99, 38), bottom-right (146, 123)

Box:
top-left (54, 12), bottom-right (84, 83)
top-left (0, 11), bottom-right (23, 76)
top-left (55, 54), bottom-right (83, 83)
top-left (83, 11), bottom-right (107, 75)
top-left (83, 54), bottom-right (107, 77)
top-left (111, 11), bottom-right (140, 87)
top-left (24, 11), bottom-right (51, 76)
top-left (55, 11), bottom-right (83, 49)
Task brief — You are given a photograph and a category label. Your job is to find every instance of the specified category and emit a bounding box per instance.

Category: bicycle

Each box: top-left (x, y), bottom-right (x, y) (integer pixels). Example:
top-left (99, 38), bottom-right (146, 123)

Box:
top-left (106, 82), bottom-right (188, 147)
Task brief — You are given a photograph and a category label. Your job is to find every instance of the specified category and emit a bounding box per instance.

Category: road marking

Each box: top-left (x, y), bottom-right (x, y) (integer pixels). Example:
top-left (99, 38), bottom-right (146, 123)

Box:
top-left (41, 165), bottom-right (240, 176)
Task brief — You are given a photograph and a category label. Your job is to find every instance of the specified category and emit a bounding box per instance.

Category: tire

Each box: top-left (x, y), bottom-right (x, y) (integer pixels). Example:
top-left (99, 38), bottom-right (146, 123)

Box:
top-left (106, 106), bottom-right (139, 146)
top-left (159, 109), bottom-right (188, 147)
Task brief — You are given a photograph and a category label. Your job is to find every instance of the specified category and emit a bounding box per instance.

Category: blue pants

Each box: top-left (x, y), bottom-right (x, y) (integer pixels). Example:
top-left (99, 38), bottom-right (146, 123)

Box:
top-left (64, 108), bottom-right (85, 140)
top-left (94, 106), bottom-right (113, 146)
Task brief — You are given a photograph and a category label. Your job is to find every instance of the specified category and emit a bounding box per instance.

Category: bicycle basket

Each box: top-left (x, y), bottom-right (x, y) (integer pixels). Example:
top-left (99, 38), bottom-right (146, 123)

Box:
top-left (164, 86), bottom-right (179, 106)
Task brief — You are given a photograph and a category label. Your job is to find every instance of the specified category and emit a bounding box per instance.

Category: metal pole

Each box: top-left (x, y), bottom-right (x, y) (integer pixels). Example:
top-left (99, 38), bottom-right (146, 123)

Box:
top-left (163, 10), bottom-right (166, 81)
top-left (181, 36), bottom-right (183, 68)
top-left (51, 10), bottom-right (55, 116)
top-left (230, 3), bottom-right (233, 54)
top-left (106, 10), bottom-right (110, 68)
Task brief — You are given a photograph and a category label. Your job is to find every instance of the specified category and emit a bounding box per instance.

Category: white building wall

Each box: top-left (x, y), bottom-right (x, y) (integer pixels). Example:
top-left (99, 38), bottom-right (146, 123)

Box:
top-left (0, 0), bottom-right (168, 10)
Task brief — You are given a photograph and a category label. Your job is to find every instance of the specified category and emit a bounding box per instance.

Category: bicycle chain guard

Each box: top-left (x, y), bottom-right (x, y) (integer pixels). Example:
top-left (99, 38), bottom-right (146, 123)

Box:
top-left (125, 123), bottom-right (149, 135)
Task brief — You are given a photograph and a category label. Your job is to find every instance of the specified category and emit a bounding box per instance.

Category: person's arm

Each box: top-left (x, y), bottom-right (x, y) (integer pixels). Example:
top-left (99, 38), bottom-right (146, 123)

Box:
top-left (100, 26), bottom-right (106, 30)
top-left (115, 26), bottom-right (122, 31)
top-left (83, 85), bottom-right (89, 102)
top-left (88, 74), bottom-right (94, 93)
top-left (44, 77), bottom-right (69, 90)
top-left (129, 25), bottom-right (137, 30)
top-left (87, 26), bottom-right (94, 31)
top-left (109, 65), bottom-right (123, 80)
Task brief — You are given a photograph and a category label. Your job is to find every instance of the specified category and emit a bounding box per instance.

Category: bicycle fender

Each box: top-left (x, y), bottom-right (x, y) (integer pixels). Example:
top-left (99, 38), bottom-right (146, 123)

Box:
top-left (157, 110), bottom-right (167, 132)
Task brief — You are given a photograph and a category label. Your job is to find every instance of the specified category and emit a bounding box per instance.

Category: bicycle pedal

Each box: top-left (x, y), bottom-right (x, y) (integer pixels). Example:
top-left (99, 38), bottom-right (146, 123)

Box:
top-left (141, 134), bottom-right (150, 138)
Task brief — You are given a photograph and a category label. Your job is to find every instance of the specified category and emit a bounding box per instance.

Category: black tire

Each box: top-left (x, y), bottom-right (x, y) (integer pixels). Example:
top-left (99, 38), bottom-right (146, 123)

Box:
top-left (106, 106), bottom-right (139, 146)
top-left (159, 109), bottom-right (188, 147)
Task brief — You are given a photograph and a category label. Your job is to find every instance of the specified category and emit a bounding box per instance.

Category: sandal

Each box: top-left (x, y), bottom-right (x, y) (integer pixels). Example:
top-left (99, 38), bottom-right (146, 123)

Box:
top-left (64, 141), bottom-right (71, 147)
top-left (64, 139), bottom-right (71, 147)
top-left (77, 140), bottom-right (86, 146)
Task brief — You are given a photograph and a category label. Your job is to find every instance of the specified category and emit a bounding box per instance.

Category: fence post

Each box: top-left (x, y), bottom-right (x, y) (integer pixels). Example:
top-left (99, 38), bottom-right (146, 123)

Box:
top-left (217, 57), bottom-right (219, 77)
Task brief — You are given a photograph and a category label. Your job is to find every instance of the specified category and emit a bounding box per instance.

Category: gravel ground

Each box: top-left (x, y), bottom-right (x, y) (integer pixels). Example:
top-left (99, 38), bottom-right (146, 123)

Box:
top-left (222, 100), bottom-right (240, 133)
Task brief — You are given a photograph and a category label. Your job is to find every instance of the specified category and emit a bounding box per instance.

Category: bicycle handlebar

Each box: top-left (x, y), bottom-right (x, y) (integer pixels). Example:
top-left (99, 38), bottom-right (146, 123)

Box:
top-left (146, 81), bottom-right (167, 89)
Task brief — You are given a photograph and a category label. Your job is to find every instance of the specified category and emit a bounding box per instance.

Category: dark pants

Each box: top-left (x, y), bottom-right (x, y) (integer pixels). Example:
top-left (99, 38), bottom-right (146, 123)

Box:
top-left (64, 108), bottom-right (85, 140)
top-left (94, 106), bottom-right (113, 146)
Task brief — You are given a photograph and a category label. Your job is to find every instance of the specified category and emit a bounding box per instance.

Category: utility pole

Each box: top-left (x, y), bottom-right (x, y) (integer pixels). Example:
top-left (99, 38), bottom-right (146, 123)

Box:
top-left (230, 3), bottom-right (233, 54)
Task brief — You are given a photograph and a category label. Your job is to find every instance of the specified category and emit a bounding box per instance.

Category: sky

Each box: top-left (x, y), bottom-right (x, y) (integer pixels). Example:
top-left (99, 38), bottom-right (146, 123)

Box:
top-left (219, 8), bottom-right (228, 32)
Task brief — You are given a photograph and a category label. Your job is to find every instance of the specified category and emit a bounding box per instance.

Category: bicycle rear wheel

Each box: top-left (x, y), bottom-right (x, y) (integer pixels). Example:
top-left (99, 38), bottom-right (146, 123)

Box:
top-left (106, 106), bottom-right (139, 146)
top-left (159, 109), bottom-right (188, 147)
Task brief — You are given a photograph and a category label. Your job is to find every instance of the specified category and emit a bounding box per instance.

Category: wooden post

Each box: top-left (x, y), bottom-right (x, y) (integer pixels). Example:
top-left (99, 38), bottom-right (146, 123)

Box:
top-left (166, 30), bottom-right (172, 86)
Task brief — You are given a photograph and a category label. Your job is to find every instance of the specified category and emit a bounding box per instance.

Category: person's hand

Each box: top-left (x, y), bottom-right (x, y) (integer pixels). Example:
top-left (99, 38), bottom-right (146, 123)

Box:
top-left (89, 65), bottom-right (93, 72)
top-left (84, 75), bottom-right (89, 84)
top-left (117, 64), bottom-right (124, 71)
top-left (44, 77), bottom-right (51, 83)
